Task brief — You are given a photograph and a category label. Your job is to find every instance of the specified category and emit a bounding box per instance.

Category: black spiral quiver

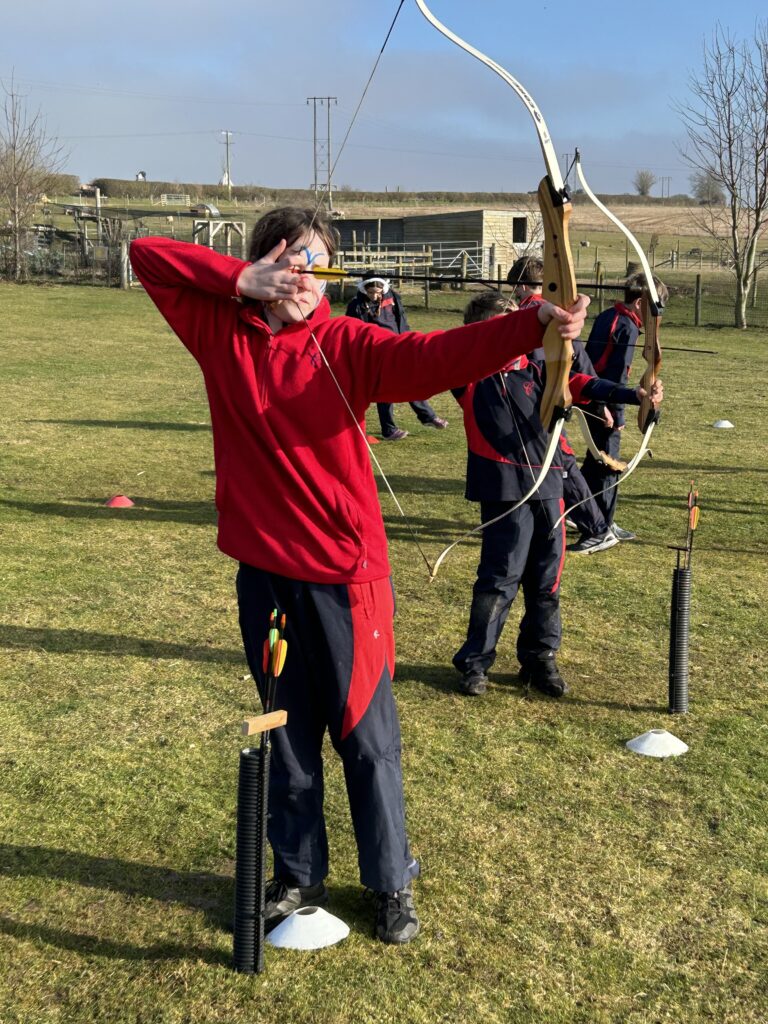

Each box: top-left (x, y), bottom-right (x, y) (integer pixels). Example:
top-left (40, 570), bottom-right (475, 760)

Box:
top-left (233, 745), bottom-right (270, 974)
top-left (668, 567), bottom-right (691, 714)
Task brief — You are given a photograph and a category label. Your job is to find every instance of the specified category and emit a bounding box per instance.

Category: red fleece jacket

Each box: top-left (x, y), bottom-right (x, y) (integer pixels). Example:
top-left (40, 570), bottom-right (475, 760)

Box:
top-left (130, 238), bottom-right (546, 583)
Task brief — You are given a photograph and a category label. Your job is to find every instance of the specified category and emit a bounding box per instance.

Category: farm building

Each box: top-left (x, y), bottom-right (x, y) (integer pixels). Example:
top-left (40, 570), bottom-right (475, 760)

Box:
top-left (334, 207), bottom-right (540, 280)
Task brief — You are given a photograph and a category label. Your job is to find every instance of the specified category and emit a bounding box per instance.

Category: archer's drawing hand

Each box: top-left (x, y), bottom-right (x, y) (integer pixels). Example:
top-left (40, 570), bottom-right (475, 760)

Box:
top-left (537, 294), bottom-right (590, 340)
top-left (601, 406), bottom-right (615, 428)
top-left (236, 240), bottom-right (305, 301)
top-left (636, 378), bottom-right (664, 410)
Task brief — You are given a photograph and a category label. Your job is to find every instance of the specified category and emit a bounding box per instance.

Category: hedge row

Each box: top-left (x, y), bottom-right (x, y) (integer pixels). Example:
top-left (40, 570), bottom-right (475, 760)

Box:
top-left (86, 178), bottom-right (695, 208)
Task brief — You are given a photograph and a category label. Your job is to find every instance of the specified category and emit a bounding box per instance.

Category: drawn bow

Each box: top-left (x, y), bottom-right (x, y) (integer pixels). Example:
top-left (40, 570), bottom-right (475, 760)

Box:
top-left (414, 1), bottom-right (590, 578)
top-left (548, 150), bottom-right (664, 531)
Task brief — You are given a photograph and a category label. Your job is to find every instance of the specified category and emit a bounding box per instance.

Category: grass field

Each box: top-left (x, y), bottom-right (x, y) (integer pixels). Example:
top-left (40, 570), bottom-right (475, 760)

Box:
top-left (1, 283), bottom-right (767, 1024)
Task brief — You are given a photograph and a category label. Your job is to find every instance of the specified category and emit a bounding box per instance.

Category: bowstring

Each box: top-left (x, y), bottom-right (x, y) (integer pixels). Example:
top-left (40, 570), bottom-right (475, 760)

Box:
top-left (290, 0), bottom-right (435, 576)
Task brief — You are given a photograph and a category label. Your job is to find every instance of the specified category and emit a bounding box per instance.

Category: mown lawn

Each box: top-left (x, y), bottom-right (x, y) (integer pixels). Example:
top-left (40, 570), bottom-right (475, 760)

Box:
top-left (1, 283), bottom-right (766, 1024)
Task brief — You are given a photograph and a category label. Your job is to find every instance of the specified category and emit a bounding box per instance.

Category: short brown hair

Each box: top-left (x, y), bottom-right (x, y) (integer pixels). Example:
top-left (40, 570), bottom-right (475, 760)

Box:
top-left (624, 271), bottom-right (669, 306)
top-left (463, 290), bottom-right (515, 325)
top-left (247, 207), bottom-right (339, 263)
top-left (507, 256), bottom-right (543, 287)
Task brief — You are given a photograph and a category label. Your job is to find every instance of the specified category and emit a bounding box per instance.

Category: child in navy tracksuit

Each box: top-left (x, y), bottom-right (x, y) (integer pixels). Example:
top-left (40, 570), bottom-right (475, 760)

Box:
top-left (346, 270), bottom-right (448, 439)
top-left (452, 291), bottom-right (662, 698)
top-left (508, 257), bottom-right (616, 554)
top-left (582, 272), bottom-right (668, 537)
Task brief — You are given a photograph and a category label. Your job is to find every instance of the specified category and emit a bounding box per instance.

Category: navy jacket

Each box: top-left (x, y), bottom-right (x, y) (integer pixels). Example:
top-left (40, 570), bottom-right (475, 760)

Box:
top-left (453, 356), bottom-right (639, 503)
top-left (585, 303), bottom-right (642, 428)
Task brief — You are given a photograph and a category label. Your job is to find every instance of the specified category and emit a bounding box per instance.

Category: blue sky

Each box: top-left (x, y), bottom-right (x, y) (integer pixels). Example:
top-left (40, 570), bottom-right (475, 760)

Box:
top-left (2, 1), bottom-right (766, 195)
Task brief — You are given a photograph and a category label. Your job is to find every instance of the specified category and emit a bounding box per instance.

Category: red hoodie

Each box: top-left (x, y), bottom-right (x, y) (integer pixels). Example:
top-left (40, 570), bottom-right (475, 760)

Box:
top-left (130, 238), bottom-right (546, 584)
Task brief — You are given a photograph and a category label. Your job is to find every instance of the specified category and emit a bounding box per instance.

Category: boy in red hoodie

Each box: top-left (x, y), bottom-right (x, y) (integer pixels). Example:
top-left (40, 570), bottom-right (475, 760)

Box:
top-left (130, 207), bottom-right (588, 945)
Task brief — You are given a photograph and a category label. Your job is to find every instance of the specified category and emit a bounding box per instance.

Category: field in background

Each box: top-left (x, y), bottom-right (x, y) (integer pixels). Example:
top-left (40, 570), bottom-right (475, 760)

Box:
top-left (1, 284), bottom-right (766, 1024)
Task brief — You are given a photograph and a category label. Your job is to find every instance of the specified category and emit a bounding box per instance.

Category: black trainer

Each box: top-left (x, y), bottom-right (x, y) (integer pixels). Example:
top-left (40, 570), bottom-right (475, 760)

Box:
top-left (519, 652), bottom-right (570, 698)
top-left (370, 883), bottom-right (420, 944)
top-left (459, 670), bottom-right (489, 696)
top-left (264, 879), bottom-right (328, 932)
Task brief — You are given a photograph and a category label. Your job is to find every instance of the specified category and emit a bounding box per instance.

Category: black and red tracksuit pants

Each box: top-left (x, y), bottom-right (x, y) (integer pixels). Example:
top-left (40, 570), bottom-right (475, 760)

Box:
top-left (452, 498), bottom-right (566, 676)
top-left (236, 563), bottom-right (418, 893)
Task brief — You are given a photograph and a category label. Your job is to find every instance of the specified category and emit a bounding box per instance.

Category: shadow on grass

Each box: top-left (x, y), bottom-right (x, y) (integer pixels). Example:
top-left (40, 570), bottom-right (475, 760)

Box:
top-left (376, 474), bottom-right (465, 496)
top-left (29, 419), bottom-right (211, 432)
top-left (0, 914), bottom-right (229, 967)
top-left (0, 846), bottom-right (376, 963)
top-left (0, 844), bottom-right (230, 964)
top-left (0, 624), bottom-right (242, 664)
top-left (0, 497), bottom-right (216, 526)
top-left (396, 663), bottom-right (662, 713)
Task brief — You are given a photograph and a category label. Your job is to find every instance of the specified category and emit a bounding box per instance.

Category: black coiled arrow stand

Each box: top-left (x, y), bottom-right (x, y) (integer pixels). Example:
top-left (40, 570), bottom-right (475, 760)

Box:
top-left (668, 566), bottom-right (691, 714)
top-left (233, 745), bottom-right (270, 974)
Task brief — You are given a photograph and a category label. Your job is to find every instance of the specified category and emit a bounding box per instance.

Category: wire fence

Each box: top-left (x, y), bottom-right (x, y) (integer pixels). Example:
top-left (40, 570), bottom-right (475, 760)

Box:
top-left (4, 231), bottom-right (768, 329)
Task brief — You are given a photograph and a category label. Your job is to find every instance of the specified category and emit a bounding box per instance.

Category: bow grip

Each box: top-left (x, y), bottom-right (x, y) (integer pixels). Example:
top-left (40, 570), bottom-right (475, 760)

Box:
top-left (537, 177), bottom-right (577, 433)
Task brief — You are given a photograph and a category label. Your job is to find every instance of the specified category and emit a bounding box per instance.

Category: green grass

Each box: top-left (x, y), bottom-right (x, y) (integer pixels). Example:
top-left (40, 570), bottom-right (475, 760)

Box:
top-left (1, 284), bottom-right (767, 1024)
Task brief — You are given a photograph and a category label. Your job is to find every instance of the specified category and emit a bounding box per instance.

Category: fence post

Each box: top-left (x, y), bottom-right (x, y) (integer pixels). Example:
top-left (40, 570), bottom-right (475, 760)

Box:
top-left (596, 262), bottom-right (605, 314)
top-left (461, 251), bottom-right (468, 288)
top-left (694, 274), bottom-right (702, 326)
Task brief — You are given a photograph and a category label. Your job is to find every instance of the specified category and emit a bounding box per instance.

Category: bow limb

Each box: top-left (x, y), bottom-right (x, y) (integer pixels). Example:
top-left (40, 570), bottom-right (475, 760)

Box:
top-left (430, 418), bottom-right (565, 581)
top-left (413, 1), bottom-right (577, 432)
top-left (570, 406), bottom-right (626, 472)
top-left (415, 1), bottom-right (579, 575)
top-left (573, 150), bottom-right (663, 437)
top-left (549, 420), bottom-right (656, 535)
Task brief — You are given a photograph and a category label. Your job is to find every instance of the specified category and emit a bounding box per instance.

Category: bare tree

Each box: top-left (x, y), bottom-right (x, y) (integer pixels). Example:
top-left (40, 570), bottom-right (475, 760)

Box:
top-left (689, 169), bottom-right (725, 205)
top-left (0, 74), bottom-right (67, 281)
top-left (677, 23), bottom-right (768, 328)
top-left (633, 169), bottom-right (657, 196)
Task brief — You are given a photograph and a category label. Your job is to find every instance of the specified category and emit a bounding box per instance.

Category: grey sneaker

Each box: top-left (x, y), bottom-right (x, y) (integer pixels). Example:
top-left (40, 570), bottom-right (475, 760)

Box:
top-left (459, 670), bottom-right (489, 696)
top-left (382, 428), bottom-right (409, 441)
top-left (371, 883), bottom-right (420, 944)
top-left (424, 416), bottom-right (449, 429)
top-left (612, 523), bottom-right (637, 541)
top-left (264, 879), bottom-right (328, 932)
top-left (567, 530), bottom-right (620, 555)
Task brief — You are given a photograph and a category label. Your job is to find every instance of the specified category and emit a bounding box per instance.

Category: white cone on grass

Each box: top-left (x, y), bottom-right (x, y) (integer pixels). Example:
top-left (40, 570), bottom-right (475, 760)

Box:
top-left (713, 419), bottom-right (734, 429)
top-left (626, 729), bottom-right (688, 758)
top-left (266, 906), bottom-right (350, 950)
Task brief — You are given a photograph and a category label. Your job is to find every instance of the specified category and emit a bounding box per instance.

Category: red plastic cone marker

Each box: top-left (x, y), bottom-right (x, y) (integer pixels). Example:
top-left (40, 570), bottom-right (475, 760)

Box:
top-left (366, 435), bottom-right (380, 445)
top-left (105, 495), bottom-right (135, 508)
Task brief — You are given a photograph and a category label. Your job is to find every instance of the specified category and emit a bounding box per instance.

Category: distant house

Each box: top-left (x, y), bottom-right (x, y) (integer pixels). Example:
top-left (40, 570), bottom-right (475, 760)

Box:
top-left (136, 171), bottom-right (147, 182)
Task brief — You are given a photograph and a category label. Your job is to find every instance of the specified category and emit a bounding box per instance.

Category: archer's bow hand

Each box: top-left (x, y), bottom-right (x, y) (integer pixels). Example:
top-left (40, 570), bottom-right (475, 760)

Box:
top-left (537, 294), bottom-right (591, 341)
top-left (235, 239), bottom-right (305, 301)
top-left (636, 378), bottom-right (664, 411)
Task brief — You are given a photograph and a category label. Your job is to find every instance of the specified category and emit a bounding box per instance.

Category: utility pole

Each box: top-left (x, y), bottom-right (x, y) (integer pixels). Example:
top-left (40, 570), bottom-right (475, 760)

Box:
top-left (307, 96), bottom-right (337, 211)
top-left (220, 130), bottom-right (233, 201)
top-left (561, 152), bottom-right (572, 191)
top-left (660, 175), bottom-right (672, 198)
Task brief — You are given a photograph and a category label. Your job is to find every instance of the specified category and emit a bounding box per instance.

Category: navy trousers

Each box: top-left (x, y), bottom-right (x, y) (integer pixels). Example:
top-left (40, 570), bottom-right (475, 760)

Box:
top-left (453, 498), bottom-right (565, 676)
top-left (236, 564), bottom-right (418, 893)
top-left (561, 448), bottom-right (608, 539)
top-left (581, 422), bottom-right (623, 526)
top-left (377, 400), bottom-right (438, 436)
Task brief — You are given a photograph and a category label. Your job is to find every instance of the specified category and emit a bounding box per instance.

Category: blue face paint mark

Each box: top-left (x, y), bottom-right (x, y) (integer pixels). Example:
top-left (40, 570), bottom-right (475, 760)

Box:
top-left (300, 246), bottom-right (321, 268)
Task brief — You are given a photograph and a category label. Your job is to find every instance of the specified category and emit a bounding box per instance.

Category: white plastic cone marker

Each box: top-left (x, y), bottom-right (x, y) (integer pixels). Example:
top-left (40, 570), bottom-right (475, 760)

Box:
top-left (266, 906), bottom-right (350, 950)
top-left (713, 419), bottom-right (734, 429)
top-left (626, 729), bottom-right (689, 758)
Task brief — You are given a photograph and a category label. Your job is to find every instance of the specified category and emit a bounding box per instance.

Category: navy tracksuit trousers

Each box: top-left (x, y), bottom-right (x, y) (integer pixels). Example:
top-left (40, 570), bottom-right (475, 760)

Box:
top-left (581, 422), bottom-right (623, 527)
top-left (453, 498), bottom-right (566, 676)
top-left (561, 448), bottom-right (608, 539)
top-left (236, 563), bottom-right (418, 893)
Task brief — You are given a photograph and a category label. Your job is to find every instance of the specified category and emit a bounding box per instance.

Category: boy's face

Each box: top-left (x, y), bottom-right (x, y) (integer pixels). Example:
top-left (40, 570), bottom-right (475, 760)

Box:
top-left (267, 231), bottom-right (330, 325)
top-left (364, 282), bottom-right (384, 302)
